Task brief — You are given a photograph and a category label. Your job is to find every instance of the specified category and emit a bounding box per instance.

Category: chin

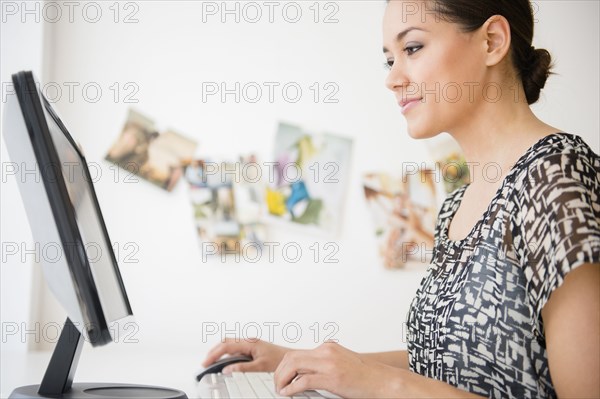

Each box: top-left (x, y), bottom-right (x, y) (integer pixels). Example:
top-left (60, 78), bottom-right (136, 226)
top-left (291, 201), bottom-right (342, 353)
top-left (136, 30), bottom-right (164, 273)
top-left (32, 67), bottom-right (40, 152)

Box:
top-left (405, 121), bottom-right (441, 140)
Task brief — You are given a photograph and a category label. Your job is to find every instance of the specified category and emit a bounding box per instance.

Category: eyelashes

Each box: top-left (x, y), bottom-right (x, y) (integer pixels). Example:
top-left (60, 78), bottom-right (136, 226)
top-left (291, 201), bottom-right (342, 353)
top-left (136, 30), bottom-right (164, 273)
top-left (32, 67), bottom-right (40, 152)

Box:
top-left (383, 45), bottom-right (424, 71)
top-left (405, 45), bottom-right (423, 55)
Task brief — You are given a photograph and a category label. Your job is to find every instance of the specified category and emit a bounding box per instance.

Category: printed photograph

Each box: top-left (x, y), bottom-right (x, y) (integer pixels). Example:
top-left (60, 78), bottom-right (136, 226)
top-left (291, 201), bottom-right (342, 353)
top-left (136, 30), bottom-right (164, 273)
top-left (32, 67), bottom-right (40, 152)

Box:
top-left (436, 152), bottom-right (471, 194)
top-left (266, 122), bottom-right (353, 236)
top-left (363, 170), bottom-right (439, 269)
top-left (425, 134), bottom-right (471, 194)
top-left (186, 158), bottom-right (266, 256)
top-left (106, 109), bottom-right (197, 191)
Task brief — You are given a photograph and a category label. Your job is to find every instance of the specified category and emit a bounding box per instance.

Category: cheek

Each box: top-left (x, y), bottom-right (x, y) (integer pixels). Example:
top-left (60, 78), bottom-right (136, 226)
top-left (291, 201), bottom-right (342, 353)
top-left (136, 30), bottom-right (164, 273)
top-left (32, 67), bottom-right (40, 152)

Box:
top-left (404, 41), bottom-right (484, 136)
top-left (437, 45), bottom-right (480, 86)
top-left (423, 44), bottom-right (484, 117)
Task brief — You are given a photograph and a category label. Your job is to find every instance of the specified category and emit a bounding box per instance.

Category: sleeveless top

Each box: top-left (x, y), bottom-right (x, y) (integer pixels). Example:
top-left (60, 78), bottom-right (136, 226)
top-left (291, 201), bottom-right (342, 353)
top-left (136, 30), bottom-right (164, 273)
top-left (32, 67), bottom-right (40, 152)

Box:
top-left (406, 133), bottom-right (600, 398)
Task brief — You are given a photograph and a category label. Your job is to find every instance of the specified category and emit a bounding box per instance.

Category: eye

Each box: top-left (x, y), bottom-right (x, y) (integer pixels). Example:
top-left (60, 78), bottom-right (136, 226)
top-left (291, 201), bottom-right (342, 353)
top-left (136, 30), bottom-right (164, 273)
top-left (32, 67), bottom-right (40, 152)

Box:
top-left (404, 45), bottom-right (423, 56)
top-left (383, 59), bottom-right (394, 71)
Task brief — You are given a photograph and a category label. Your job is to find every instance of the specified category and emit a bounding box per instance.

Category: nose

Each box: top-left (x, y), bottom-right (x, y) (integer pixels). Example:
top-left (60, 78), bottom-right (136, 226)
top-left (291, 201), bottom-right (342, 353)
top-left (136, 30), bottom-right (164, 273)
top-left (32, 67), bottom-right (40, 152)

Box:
top-left (385, 61), bottom-right (410, 93)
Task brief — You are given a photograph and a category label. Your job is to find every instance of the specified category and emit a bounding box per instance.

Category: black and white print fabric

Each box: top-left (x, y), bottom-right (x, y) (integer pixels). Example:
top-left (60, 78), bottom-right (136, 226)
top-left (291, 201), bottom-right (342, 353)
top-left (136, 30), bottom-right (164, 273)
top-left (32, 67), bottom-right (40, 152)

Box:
top-left (406, 133), bottom-right (600, 398)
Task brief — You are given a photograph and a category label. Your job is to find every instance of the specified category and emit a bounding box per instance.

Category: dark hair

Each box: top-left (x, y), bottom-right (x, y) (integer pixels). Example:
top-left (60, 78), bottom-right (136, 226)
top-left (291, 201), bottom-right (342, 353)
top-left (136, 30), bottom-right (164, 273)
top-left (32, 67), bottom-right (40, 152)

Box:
top-left (386, 0), bottom-right (553, 104)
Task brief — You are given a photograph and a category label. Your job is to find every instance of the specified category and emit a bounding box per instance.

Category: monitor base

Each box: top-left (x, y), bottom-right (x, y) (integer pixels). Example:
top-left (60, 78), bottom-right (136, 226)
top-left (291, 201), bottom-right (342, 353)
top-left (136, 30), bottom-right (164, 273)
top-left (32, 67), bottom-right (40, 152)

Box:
top-left (10, 383), bottom-right (188, 399)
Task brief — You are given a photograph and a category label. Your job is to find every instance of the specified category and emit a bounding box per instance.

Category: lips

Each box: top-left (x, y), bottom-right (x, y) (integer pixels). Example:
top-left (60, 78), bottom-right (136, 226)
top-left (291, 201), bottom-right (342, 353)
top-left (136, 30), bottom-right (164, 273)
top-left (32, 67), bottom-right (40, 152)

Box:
top-left (398, 98), bottom-right (422, 113)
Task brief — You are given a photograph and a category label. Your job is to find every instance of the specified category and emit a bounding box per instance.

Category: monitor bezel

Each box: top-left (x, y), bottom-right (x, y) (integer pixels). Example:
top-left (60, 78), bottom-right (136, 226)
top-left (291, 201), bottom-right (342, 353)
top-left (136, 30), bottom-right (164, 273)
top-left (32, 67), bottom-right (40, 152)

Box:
top-left (13, 71), bottom-right (133, 346)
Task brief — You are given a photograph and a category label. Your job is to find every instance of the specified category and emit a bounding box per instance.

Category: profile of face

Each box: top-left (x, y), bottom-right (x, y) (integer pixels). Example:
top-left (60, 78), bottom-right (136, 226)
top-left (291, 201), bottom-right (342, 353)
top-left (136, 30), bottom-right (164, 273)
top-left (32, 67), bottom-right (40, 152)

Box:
top-left (382, 1), bottom-right (507, 139)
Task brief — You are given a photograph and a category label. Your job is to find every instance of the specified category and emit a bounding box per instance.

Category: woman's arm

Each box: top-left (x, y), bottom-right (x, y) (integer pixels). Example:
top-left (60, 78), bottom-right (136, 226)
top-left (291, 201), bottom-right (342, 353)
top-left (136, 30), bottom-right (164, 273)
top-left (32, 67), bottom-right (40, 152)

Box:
top-left (274, 344), bottom-right (487, 398)
top-left (541, 262), bottom-right (600, 398)
top-left (384, 369), bottom-right (484, 398)
top-left (359, 350), bottom-right (409, 369)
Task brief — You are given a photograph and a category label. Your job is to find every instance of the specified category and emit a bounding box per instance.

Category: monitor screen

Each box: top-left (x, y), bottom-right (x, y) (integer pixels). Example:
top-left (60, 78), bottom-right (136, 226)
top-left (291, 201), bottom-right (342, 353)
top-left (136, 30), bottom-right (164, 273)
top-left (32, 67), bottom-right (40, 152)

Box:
top-left (4, 71), bottom-right (132, 346)
top-left (42, 101), bottom-right (131, 326)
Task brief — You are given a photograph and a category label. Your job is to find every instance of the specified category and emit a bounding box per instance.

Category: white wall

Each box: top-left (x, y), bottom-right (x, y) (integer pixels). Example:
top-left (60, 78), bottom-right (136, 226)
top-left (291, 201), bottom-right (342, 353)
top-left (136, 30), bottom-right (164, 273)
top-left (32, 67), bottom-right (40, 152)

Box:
top-left (1, 0), bottom-right (598, 357)
top-left (530, 1), bottom-right (599, 144)
top-left (0, 3), bottom-right (48, 352)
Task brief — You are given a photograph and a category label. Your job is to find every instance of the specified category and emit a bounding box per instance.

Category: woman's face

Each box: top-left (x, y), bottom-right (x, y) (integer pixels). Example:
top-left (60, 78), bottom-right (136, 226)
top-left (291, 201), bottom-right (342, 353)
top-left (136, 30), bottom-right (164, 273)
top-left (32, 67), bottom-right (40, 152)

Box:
top-left (383, 1), bottom-right (488, 139)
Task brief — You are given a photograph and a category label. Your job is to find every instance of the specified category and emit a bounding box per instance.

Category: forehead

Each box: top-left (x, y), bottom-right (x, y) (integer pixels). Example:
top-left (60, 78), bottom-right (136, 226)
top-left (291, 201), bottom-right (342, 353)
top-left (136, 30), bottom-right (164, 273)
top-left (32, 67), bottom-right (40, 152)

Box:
top-left (386, 0), bottom-right (438, 22)
top-left (383, 1), bottom-right (461, 50)
top-left (383, 0), bottom-right (442, 33)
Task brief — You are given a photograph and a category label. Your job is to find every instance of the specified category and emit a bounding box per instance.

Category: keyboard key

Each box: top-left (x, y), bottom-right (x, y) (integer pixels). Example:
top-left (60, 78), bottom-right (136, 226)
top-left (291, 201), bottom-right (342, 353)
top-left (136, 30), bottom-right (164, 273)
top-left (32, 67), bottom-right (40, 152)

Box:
top-left (246, 373), bottom-right (277, 398)
top-left (232, 372), bottom-right (261, 397)
top-left (224, 376), bottom-right (243, 399)
top-left (199, 372), bottom-right (332, 399)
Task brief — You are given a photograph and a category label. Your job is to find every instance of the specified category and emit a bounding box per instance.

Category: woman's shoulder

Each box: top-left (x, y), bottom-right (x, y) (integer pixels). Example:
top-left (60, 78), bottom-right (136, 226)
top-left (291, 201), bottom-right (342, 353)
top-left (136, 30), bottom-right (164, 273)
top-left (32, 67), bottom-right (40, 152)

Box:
top-left (512, 132), bottom-right (600, 193)
top-left (518, 132), bottom-right (599, 167)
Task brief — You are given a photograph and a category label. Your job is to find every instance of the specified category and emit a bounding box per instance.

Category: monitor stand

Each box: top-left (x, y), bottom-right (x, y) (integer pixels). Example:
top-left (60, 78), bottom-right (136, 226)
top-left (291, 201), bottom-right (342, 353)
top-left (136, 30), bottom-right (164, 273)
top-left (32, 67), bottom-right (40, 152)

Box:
top-left (10, 318), bottom-right (188, 399)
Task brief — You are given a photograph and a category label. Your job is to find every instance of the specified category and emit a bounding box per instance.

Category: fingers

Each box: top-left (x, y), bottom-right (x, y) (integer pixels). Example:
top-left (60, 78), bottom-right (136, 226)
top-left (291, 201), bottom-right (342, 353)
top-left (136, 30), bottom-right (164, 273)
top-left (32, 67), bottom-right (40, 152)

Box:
top-left (202, 338), bottom-right (254, 367)
top-left (222, 359), bottom-right (264, 374)
top-left (274, 350), bottom-right (319, 394)
top-left (279, 374), bottom-right (323, 397)
top-left (275, 343), bottom-right (347, 396)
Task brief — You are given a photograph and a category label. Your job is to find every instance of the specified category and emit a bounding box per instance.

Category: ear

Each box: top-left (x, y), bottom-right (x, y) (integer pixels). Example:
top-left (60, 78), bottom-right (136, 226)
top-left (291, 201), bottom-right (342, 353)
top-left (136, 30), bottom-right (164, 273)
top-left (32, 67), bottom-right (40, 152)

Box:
top-left (482, 15), bottom-right (511, 67)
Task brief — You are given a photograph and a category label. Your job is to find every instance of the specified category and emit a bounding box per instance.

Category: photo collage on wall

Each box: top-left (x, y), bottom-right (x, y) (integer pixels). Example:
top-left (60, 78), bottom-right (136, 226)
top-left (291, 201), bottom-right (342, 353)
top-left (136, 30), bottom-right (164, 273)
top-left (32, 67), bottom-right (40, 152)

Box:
top-left (106, 109), bottom-right (468, 268)
top-left (105, 112), bottom-right (354, 256)
top-left (183, 123), bottom-right (353, 255)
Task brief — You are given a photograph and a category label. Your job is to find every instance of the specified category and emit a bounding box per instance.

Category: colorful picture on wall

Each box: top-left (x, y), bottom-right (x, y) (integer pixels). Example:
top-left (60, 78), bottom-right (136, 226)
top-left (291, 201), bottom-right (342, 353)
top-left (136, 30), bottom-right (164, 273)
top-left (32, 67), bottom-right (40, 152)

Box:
top-left (425, 133), bottom-right (470, 194)
top-left (265, 122), bottom-right (353, 236)
top-left (362, 170), bottom-right (440, 269)
top-left (436, 152), bottom-right (470, 194)
top-left (185, 157), bottom-right (266, 256)
top-left (106, 109), bottom-right (197, 191)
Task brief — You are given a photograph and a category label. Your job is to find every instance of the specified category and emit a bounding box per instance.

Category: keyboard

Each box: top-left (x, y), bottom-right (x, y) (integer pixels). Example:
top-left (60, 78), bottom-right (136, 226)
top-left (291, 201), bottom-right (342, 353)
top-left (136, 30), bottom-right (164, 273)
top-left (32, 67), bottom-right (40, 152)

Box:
top-left (197, 372), bottom-right (340, 399)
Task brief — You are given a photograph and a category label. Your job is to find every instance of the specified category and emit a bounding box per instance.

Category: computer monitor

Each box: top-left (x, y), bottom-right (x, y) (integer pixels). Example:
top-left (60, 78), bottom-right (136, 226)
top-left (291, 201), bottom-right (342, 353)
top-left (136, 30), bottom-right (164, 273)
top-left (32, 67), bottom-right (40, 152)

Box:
top-left (3, 71), bottom-right (187, 399)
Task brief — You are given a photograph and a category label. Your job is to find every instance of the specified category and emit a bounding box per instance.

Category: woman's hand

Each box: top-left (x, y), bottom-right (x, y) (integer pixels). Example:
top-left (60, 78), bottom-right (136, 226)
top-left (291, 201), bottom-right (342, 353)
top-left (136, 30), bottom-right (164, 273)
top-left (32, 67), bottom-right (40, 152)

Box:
top-left (274, 342), bottom-right (400, 398)
top-left (202, 338), bottom-right (291, 373)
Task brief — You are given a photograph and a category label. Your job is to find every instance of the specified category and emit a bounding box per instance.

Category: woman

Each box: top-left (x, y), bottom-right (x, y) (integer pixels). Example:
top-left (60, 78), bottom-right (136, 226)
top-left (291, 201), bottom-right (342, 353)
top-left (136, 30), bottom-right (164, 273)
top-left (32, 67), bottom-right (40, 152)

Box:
top-left (202, 0), bottom-right (600, 397)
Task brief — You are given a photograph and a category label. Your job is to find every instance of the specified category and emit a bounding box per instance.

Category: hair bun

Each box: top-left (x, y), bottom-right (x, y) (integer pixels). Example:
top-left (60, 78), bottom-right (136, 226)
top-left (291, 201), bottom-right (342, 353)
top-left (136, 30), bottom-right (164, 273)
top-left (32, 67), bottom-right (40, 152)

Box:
top-left (522, 47), bottom-right (553, 104)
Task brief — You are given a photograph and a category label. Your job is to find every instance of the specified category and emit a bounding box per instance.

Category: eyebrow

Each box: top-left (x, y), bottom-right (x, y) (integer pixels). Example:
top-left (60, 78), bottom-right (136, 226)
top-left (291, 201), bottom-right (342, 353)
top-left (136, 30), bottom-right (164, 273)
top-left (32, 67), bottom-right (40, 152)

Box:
top-left (382, 27), bottom-right (427, 53)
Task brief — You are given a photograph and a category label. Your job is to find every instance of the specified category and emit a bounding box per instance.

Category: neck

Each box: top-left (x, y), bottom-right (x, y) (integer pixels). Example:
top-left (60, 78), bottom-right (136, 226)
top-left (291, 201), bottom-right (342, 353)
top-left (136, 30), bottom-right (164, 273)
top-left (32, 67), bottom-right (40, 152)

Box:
top-left (446, 82), bottom-right (558, 185)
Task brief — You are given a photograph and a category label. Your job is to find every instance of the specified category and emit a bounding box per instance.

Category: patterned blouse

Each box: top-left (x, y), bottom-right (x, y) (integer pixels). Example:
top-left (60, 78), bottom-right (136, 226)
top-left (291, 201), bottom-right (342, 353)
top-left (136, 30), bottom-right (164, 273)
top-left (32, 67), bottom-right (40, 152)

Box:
top-left (406, 133), bottom-right (600, 398)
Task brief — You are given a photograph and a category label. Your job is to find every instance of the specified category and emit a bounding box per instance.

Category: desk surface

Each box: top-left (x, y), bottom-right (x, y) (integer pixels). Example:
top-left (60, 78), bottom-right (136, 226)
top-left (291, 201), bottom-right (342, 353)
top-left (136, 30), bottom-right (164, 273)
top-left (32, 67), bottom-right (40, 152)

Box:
top-left (1, 345), bottom-right (203, 398)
